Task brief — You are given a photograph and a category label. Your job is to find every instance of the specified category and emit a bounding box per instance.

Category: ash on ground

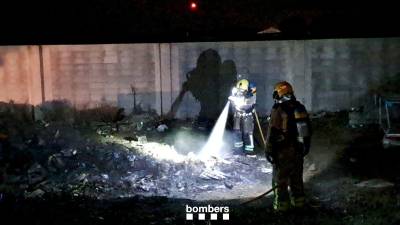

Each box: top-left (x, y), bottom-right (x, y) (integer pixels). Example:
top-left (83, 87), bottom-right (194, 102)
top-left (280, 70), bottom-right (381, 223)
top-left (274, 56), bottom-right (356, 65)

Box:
top-left (0, 103), bottom-right (271, 201)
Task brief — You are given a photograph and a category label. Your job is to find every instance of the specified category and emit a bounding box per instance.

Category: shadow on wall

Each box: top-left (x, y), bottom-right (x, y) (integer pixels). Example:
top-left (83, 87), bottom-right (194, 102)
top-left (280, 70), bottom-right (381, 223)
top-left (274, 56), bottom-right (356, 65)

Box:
top-left (167, 49), bottom-right (237, 126)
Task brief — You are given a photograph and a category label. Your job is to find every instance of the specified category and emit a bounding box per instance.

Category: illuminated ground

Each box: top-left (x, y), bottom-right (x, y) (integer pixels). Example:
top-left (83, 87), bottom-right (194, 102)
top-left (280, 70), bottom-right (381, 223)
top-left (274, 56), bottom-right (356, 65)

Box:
top-left (0, 114), bottom-right (273, 202)
top-left (89, 134), bottom-right (273, 201)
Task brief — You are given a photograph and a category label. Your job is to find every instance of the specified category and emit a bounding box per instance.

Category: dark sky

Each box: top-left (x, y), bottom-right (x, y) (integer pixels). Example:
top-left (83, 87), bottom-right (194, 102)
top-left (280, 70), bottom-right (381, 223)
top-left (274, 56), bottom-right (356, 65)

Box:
top-left (1, 0), bottom-right (399, 44)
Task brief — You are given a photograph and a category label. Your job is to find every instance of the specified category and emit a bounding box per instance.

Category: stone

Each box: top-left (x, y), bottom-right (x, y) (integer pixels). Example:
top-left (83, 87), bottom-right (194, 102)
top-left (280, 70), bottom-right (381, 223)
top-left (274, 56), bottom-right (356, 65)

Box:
top-left (47, 154), bottom-right (66, 172)
top-left (224, 181), bottom-right (234, 189)
top-left (25, 189), bottom-right (45, 199)
top-left (260, 167), bottom-right (272, 174)
top-left (137, 136), bottom-right (147, 145)
top-left (61, 148), bottom-right (77, 157)
top-left (33, 106), bottom-right (44, 122)
top-left (355, 179), bottom-right (395, 189)
top-left (28, 163), bottom-right (47, 185)
top-left (157, 124), bottom-right (168, 132)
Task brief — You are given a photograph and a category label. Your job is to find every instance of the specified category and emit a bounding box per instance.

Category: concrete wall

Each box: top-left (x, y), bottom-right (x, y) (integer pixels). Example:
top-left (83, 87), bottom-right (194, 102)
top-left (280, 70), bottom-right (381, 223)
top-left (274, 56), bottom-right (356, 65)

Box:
top-left (169, 38), bottom-right (400, 117)
top-left (1, 38), bottom-right (399, 118)
top-left (42, 44), bottom-right (161, 114)
top-left (0, 46), bottom-right (42, 105)
top-left (310, 39), bottom-right (400, 111)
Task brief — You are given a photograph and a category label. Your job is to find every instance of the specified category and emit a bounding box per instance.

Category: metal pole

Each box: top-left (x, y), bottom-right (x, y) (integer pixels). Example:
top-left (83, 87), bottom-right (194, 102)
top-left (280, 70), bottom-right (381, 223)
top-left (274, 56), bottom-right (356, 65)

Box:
top-left (385, 101), bottom-right (391, 130)
top-left (39, 45), bottom-right (45, 103)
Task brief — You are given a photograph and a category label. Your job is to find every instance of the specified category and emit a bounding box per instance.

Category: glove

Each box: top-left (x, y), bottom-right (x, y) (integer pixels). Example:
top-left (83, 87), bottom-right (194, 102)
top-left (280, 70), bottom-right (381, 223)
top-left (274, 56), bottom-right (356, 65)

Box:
top-left (266, 152), bottom-right (275, 164)
top-left (265, 144), bottom-right (276, 164)
top-left (300, 138), bottom-right (311, 157)
top-left (228, 96), bottom-right (235, 102)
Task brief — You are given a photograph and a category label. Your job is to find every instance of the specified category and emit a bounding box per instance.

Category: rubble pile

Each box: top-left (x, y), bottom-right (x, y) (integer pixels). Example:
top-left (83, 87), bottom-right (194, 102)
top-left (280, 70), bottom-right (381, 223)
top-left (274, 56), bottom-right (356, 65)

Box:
top-left (0, 104), bottom-right (271, 201)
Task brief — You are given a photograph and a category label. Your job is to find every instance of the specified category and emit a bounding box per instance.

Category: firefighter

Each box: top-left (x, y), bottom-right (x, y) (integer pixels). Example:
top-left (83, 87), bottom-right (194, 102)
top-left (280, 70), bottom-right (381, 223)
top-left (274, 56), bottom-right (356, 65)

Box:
top-left (228, 78), bottom-right (257, 154)
top-left (266, 81), bottom-right (311, 212)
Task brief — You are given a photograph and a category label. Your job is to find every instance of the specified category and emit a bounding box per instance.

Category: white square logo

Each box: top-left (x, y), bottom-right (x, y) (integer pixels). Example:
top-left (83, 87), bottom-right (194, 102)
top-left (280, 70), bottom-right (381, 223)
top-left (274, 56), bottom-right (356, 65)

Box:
top-left (186, 213), bottom-right (193, 220)
top-left (223, 213), bottom-right (229, 220)
top-left (198, 213), bottom-right (205, 220)
top-left (185, 204), bottom-right (230, 220)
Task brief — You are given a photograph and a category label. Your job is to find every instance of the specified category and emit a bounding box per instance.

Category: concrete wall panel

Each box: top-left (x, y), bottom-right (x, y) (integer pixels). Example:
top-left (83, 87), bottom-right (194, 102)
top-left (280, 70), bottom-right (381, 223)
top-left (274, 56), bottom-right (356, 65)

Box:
top-left (0, 46), bottom-right (42, 105)
top-left (1, 38), bottom-right (400, 119)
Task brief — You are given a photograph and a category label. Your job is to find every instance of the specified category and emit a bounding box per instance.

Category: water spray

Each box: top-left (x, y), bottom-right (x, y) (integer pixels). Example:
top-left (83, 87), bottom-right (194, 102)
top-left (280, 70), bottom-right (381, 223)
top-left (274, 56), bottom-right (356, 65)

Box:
top-left (198, 101), bottom-right (231, 159)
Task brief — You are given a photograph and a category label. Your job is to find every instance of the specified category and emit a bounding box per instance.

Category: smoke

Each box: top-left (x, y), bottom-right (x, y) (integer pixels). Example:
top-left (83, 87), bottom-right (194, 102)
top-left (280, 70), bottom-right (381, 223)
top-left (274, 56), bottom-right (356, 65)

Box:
top-left (172, 130), bottom-right (208, 155)
top-left (198, 101), bottom-right (231, 159)
top-left (161, 101), bottom-right (233, 163)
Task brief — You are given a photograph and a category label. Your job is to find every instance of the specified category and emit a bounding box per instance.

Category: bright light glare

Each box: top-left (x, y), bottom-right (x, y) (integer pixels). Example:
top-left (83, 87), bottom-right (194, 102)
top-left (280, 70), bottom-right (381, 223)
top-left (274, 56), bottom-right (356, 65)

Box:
top-left (198, 101), bottom-right (231, 159)
top-left (140, 142), bottom-right (186, 163)
top-left (232, 96), bottom-right (246, 109)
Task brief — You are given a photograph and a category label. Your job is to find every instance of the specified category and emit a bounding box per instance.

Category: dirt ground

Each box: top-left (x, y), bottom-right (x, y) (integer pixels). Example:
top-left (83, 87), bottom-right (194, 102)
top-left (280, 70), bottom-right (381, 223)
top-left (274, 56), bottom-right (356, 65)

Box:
top-left (1, 105), bottom-right (400, 225)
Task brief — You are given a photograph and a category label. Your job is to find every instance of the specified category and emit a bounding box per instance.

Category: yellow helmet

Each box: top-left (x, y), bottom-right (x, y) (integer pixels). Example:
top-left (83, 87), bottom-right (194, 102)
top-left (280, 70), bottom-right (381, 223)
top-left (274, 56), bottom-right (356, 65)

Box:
top-left (236, 79), bottom-right (249, 91)
top-left (274, 81), bottom-right (294, 98)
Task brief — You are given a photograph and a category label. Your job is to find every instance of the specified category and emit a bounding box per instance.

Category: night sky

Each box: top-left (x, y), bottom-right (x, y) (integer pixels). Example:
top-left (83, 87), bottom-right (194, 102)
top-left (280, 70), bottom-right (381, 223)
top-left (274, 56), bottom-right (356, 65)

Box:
top-left (1, 0), bottom-right (399, 44)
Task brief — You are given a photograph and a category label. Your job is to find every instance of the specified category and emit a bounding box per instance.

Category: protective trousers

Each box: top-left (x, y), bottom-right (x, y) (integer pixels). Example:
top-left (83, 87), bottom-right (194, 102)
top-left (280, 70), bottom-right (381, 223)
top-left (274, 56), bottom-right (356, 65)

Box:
top-left (272, 142), bottom-right (305, 211)
top-left (233, 111), bottom-right (254, 153)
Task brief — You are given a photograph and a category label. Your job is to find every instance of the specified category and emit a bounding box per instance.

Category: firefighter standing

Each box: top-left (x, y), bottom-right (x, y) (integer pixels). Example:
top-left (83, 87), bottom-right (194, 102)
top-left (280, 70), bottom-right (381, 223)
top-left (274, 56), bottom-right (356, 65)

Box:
top-left (266, 81), bottom-right (311, 212)
top-left (228, 78), bottom-right (257, 154)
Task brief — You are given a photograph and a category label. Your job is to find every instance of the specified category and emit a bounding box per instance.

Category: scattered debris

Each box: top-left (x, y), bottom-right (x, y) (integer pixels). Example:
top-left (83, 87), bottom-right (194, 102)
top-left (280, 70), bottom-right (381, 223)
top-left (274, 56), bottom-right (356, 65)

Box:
top-left (261, 167), bottom-right (272, 174)
top-left (309, 163), bottom-right (317, 171)
top-left (28, 163), bottom-right (47, 185)
top-left (25, 189), bottom-right (45, 199)
top-left (349, 157), bottom-right (357, 163)
top-left (47, 154), bottom-right (66, 172)
top-left (136, 122), bottom-right (144, 131)
top-left (124, 136), bottom-right (137, 142)
top-left (38, 138), bottom-right (46, 146)
top-left (137, 136), bottom-right (148, 145)
top-left (176, 182), bottom-right (186, 191)
top-left (200, 169), bottom-right (228, 180)
top-left (54, 130), bottom-right (60, 139)
top-left (33, 106), bottom-right (44, 122)
top-left (224, 181), bottom-right (234, 189)
top-left (157, 124), bottom-right (168, 132)
top-left (0, 104), bottom-right (271, 201)
top-left (61, 148), bottom-right (77, 157)
top-left (355, 179), bottom-right (395, 189)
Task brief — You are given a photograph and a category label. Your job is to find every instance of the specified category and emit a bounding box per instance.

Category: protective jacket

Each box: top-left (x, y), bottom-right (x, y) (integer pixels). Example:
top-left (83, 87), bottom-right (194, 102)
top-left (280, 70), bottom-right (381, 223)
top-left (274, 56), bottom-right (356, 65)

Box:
top-left (229, 82), bottom-right (256, 153)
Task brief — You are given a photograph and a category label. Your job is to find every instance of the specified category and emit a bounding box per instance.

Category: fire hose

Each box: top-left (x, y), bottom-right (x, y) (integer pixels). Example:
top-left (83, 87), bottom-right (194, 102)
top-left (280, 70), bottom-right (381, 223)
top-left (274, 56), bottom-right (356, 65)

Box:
top-left (227, 99), bottom-right (283, 205)
top-left (241, 110), bottom-right (293, 205)
top-left (241, 172), bottom-right (295, 205)
top-left (240, 183), bottom-right (280, 205)
top-left (243, 110), bottom-right (307, 206)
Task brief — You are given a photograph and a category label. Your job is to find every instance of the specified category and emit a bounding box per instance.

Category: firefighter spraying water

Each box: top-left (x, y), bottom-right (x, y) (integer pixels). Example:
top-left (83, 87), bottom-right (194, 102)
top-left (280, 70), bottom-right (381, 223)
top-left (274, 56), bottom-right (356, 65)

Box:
top-left (228, 78), bottom-right (257, 155)
top-left (199, 75), bottom-right (259, 159)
